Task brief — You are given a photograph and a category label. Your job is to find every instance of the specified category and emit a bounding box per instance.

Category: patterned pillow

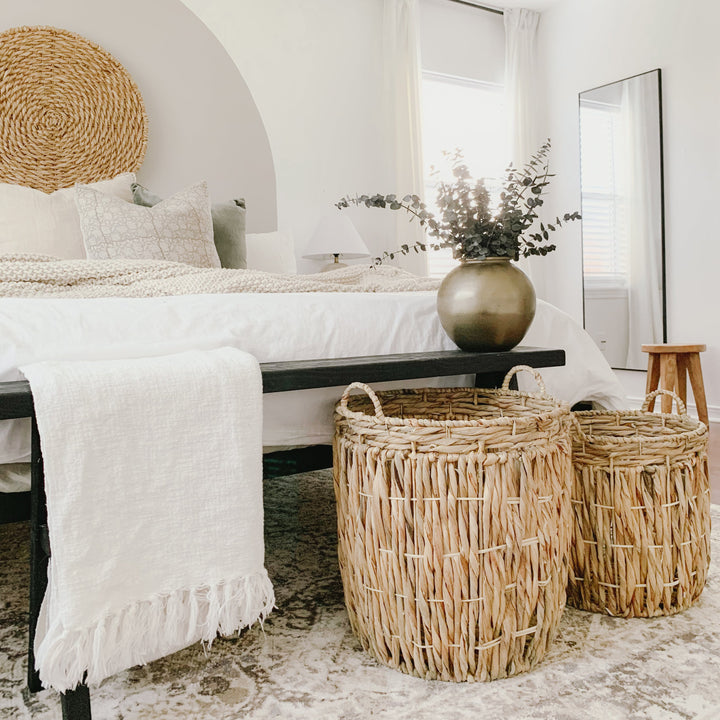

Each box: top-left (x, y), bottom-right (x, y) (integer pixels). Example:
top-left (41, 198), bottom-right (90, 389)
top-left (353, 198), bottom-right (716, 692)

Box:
top-left (131, 183), bottom-right (247, 269)
top-left (75, 181), bottom-right (221, 268)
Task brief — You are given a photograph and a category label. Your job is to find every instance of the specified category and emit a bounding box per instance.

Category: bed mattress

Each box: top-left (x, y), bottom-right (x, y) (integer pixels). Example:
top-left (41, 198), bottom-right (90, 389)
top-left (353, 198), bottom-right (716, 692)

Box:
top-left (0, 291), bottom-right (626, 492)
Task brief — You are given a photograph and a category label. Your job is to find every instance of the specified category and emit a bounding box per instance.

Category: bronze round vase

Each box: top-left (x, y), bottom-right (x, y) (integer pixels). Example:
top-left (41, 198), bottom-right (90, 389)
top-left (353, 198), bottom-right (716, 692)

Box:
top-left (436, 257), bottom-right (536, 352)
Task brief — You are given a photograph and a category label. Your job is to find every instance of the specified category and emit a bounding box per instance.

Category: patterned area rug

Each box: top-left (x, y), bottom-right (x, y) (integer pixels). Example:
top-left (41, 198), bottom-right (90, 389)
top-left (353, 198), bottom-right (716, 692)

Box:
top-left (1, 470), bottom-right (718, 720)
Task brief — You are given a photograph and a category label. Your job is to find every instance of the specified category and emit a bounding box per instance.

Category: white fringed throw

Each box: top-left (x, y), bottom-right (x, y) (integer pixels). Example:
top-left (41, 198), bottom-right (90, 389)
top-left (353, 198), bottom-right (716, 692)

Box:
top-left (21, 347), bottom-right (274, 692)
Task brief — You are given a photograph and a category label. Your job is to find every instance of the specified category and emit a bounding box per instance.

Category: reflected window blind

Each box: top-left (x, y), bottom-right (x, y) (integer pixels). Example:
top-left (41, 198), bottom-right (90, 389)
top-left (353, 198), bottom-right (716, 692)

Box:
top-left (580, 101), bottom-right (628, 287)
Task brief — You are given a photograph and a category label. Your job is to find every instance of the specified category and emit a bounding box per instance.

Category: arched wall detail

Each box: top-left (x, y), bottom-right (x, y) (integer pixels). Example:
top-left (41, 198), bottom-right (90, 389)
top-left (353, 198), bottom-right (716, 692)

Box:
top-left (0, 0), bottom-right (277, 232)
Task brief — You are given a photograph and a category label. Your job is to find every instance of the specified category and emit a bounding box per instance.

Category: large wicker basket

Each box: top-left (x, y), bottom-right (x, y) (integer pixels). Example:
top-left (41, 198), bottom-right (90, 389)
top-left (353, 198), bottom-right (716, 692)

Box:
top-left (333, 367), bottom-right (573, 682)
top-left (569, 389), bottom-right (710, 617)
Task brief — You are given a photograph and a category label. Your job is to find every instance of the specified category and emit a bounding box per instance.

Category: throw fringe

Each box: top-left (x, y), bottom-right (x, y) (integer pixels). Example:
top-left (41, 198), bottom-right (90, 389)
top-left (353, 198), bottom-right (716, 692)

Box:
top-left (36, 569), bottom-right (275, 692)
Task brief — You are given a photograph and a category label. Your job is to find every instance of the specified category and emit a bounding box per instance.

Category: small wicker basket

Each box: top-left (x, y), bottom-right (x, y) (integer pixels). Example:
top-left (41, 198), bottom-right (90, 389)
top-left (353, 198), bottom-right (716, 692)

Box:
top-left (569, 390), bottom-right (710, 617)
top-left (333, 366), bottom-right (573, 682)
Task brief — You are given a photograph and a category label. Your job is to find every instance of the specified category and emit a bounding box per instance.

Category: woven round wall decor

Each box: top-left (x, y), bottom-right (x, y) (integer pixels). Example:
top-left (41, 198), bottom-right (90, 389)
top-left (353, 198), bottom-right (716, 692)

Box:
top-left (0, 25), bottom-right (148, 192)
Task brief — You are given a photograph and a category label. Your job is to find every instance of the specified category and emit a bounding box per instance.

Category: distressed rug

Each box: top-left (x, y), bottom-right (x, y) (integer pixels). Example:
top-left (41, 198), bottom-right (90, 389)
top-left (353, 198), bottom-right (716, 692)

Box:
top-left (1, 470), bottom-right (718, 720)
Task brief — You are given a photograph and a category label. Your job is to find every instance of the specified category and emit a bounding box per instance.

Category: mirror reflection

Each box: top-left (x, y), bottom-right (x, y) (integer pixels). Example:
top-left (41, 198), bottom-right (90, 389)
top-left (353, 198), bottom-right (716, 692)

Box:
top-left (579, 69), bottom-right (666, 370)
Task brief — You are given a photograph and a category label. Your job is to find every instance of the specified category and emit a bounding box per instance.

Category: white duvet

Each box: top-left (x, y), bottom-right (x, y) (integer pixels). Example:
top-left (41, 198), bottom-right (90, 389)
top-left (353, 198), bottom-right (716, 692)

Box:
top-left (0, 292), bottom-right (626, 491)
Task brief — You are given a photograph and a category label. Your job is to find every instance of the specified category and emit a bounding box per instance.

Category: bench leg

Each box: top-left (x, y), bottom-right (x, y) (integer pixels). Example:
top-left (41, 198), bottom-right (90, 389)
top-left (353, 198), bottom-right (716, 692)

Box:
top-left (28, 417), bottom-right (47, 693)
top-left (29, 417), bottom-right (93, 719)
top-left (61, 684), bottom-right (92, 720)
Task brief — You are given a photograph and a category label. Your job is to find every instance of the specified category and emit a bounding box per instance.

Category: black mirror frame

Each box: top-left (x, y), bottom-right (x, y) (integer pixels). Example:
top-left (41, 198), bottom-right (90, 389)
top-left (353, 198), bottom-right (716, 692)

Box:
top-left (578, 68), bottom-right (667, 371)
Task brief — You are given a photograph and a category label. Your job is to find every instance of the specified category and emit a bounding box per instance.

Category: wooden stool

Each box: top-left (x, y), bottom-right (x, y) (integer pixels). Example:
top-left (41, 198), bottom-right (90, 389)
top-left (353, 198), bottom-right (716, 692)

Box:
top-left (642, 344), bottom-right (709, 426)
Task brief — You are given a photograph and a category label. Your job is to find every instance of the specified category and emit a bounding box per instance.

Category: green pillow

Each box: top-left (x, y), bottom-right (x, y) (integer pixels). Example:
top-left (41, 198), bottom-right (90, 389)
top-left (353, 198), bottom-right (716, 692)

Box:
top-left (131, 183), bottom-right (247, 269)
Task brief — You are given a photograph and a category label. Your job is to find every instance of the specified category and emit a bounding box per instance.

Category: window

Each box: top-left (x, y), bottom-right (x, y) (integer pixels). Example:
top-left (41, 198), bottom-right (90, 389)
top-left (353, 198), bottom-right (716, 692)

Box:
top-left (579, 99), bottom-right (629, 288)
top-left (421, 71), bottom-right (506, 278)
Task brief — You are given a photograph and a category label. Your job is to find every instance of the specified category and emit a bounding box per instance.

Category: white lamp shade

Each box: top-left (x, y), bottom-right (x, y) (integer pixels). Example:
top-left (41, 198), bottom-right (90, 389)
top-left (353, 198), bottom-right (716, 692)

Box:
top-left (303, 214), bottom-right (370, 260)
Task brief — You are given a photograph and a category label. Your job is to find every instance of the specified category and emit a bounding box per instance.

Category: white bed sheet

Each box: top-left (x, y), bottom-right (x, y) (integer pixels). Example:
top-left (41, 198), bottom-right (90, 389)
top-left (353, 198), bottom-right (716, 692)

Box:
top-left (0, 292), bottom-right (626, 492)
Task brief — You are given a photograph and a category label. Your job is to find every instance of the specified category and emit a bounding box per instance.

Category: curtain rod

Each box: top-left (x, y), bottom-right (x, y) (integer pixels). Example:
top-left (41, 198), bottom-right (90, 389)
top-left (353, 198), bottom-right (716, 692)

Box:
top-left (446, 0), bottom-right (504, 16)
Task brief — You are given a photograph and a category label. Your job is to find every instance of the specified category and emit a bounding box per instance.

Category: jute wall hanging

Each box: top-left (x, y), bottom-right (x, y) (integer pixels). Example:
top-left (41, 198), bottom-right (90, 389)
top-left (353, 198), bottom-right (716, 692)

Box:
top-left (0, 25), bottom-right (148, 192)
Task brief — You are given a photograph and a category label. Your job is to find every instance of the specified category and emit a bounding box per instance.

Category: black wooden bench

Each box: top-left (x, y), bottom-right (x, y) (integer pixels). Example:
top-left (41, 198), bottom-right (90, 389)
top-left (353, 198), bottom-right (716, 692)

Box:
top-left (0, 346), bottom-right (564, 719)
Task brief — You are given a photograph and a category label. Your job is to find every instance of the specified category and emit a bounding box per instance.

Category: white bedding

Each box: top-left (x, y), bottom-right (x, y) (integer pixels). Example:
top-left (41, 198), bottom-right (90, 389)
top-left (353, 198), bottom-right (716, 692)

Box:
top-left (0, 292), bottom-right (626, 491)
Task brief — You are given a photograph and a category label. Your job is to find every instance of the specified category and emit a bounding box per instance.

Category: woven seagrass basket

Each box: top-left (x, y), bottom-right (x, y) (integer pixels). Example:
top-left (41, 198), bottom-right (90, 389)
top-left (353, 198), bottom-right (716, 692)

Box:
top-left (333, 366), bottom-right (573, 682)
top-left (569, 389), bottom-right (710, 618)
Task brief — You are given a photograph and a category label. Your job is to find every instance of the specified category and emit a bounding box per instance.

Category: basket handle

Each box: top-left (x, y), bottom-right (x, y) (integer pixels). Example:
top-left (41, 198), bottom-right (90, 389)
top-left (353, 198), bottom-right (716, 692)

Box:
top-left (501, 365), bottom-right (548, 395)
top-left (641, 389), bottom-right (688, 416)
top-left (339, 382), bottom-right (386, 421)
top-left (570, 413), bottom-right (591, 443)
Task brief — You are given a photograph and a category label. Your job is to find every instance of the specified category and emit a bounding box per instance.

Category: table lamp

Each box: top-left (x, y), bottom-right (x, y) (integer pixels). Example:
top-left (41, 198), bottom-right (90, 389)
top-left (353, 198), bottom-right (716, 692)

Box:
top-left (303, 215), bottom-right (371, 271)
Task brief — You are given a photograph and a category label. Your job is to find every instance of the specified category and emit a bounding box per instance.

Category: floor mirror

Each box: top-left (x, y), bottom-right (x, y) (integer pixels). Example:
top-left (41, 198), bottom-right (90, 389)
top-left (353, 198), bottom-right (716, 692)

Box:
top-left (579, 68), bottom-right (666, 371)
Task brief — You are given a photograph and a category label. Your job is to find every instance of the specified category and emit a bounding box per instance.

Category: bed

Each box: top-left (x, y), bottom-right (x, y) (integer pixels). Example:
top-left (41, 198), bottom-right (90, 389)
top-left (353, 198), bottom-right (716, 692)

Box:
top-left (0, 287), bottom-right (625, 493)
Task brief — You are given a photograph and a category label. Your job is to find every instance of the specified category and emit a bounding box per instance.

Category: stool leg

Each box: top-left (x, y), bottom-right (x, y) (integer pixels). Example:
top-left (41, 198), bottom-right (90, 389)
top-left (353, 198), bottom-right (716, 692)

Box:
top-left (676, 355), bottom-right (688, 408)
top-left (687, 353), bottom-right (709, 427)
top-left (659, 354), bottom-right (677, 414)
top-left (645, 353), bottom-right (661, 411)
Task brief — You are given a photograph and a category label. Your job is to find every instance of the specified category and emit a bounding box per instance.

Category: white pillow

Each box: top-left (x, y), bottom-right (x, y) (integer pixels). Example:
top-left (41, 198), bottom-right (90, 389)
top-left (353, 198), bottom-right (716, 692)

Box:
top-left (245, 231), bottom-right (297, 274)
top-left (0, 173), bottom-right (135, 259)
top-left (76, 181), bottom-right (221, 268)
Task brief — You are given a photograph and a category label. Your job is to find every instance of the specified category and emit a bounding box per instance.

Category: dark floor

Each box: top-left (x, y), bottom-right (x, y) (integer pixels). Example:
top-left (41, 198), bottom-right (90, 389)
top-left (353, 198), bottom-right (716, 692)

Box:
top-left (710, 424), bottom-right (719, 504)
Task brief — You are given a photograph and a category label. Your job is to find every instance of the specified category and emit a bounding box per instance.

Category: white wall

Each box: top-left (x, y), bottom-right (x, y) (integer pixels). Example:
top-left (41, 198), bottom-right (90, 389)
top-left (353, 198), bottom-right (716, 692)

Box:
top-left (182, 0), bottom-right (409, 272)
top-left (419, 0), bottom-right (504, 83)
top-left (536, 0), bottom-right (720, 419)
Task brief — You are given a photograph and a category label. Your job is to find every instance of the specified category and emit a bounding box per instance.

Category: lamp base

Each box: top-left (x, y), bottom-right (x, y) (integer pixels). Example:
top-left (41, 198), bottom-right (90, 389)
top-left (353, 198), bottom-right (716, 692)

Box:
top-left (320, 254), bottom-right (347, 272)
top-left (320, 261), bottom-right (347, 272)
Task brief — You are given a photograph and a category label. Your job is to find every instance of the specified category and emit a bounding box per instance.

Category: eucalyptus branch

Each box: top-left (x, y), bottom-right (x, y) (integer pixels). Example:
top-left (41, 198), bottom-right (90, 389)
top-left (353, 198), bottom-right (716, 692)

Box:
top-left (371, 240), bottom-right (435, 266)
top-left (335, 140), bottom-right (580, 264)
top-left (335, 194), bottom-right (434, 227)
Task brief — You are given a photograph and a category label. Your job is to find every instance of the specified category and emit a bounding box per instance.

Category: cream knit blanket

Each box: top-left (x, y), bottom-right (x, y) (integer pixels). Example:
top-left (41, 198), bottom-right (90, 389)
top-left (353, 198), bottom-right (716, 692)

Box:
top-left (0, 255), bottom-right (440, 298)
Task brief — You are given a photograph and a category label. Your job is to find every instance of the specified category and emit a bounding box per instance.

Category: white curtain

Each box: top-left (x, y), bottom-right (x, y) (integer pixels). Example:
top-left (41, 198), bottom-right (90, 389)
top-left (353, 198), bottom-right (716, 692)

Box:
top-left (621, 75), bottom-right (664, 368)
top-left (504, 8), bottom-right (540, 169)
top-left (384, 0), bottom-right (427, 276)
top-left (504, 8), bottom-right (540, 281)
